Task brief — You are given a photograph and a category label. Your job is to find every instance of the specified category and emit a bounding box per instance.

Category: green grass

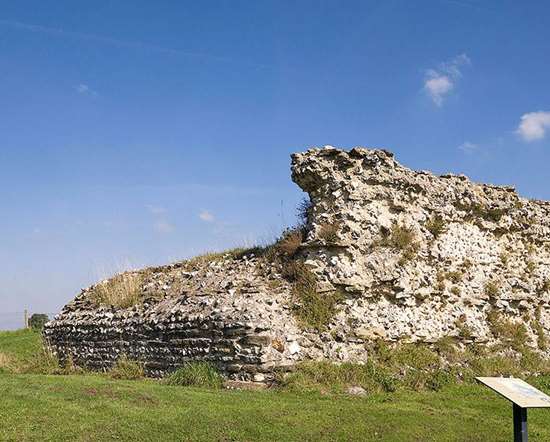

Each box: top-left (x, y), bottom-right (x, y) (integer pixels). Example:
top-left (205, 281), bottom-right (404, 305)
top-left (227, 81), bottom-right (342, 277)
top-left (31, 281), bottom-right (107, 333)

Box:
top-left (4, 373), bottom-right (550, 441)
top-left (109, 355), bottom-right (145, 380)
top-left (287, 262), bottom-right (344, 332)
top-left (5, 331), bottom-right (550, 440)
top-left (165, 362), bottom-right (224, 388)
top-left (0, 328), bottom-right (44, 370)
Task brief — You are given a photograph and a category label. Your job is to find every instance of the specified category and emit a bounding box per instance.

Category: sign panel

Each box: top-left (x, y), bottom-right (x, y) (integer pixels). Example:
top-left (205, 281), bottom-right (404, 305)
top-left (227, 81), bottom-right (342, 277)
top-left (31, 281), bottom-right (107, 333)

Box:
top-left (477, 377), bottom-right (550, 408)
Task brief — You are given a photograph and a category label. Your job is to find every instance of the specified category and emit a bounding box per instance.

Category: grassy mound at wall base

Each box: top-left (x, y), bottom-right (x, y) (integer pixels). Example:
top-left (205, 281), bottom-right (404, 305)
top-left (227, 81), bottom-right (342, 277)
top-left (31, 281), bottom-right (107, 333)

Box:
top-left (4, 330), bottom-right (550, 440)
top-left (0, 329), bottom-right (44, 373)
top-left (4, 329), bottom-right (550, 393)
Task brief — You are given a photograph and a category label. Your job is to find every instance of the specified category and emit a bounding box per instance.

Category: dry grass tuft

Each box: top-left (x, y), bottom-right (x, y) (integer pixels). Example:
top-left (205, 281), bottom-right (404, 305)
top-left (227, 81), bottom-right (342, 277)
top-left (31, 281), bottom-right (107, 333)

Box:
top-left (183, 247), bottom-right (259, 268)
top-left (532, 321), bottom-right (548, 350)
top-left (499, 251), bottom-right (510, 266)
top-left (436, 271), bottom-right (446, 292)
top-left (456, 201), bottom-right (507, 223)
top-left (317, 222), bottom-right (339, 243)
top-left (281, 260), bottom-right (312, 283)
top-left (484, 280), bottom-right (500, 298)
top-left (0, 352), bottom-right (11, 371)
top-left (462, 258), bottom-right (473, 269)
top-left (277, 228), bottom-right (305, 258)
top-left (89, 272), bottom-right (144, 308)
top-left (445, 270), bottom-right (463, 284)
top-left (487, 310), bottom-right (528, 352)
top-left (455, 317), bottom-right (472, 339)
top-left (378, 223), bottom-right (417, 250)
top-left (450, 286), bottom-right (461, 296)
top-left (377, 223), bottom-right (419, 266)
top-left (425, 215), bottom-right (447, 238)
top-left (526, 260), bottom-right (537, 275)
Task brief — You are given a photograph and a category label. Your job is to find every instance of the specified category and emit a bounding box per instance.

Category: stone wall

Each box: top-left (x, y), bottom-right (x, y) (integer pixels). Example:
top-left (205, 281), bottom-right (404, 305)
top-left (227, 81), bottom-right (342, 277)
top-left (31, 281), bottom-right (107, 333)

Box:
top-left (293, 147), bottom-right (550, 346)
top-left (44, 146), bottom-right (550, 379)
top-left (44, 258), bottom-right (306, 382)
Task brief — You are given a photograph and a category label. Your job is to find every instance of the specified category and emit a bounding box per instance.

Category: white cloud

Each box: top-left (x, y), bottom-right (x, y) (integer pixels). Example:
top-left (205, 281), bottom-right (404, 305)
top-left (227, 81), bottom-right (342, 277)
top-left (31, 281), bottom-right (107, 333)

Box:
top-left (516, 111), bottom-right (550, 142)
top-left (424, 54), bottom-right (470, 106)
top-left (154, 220), bottom-right (175, 234)
top-left (458, 141), bottom-right (478, 153)
top-left (199, 210), bottom-right (214, 222)
top-left (425, 76), bottom-right (453, 106)
top-left (75, 83), bottom-right (97, 97)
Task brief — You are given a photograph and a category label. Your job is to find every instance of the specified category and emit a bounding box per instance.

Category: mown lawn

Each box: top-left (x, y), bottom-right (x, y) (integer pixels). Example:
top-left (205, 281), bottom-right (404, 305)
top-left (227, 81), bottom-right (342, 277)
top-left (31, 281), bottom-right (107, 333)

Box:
top-left (3, 330), bottom-right (550, 441)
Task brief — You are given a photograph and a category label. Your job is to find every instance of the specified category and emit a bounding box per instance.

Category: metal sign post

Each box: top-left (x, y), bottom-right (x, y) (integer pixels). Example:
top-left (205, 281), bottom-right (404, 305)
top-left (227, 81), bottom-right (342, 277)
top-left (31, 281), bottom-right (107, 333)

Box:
top-left (477, 377), bottom-right (550, 442)
top-left (513, 403), bottom-right (527, 442)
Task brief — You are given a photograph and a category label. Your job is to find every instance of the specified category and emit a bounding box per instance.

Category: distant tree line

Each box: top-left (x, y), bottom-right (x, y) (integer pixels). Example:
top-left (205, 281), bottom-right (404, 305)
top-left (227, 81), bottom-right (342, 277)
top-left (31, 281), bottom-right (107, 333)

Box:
top-left (29, 314), bottom-right (49, 330)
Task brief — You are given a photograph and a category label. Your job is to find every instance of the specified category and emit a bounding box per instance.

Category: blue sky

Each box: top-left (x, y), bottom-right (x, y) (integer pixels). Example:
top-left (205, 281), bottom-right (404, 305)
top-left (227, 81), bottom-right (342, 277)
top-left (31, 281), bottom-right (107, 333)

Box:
top-left (1, 0), bottom-right (550, 315)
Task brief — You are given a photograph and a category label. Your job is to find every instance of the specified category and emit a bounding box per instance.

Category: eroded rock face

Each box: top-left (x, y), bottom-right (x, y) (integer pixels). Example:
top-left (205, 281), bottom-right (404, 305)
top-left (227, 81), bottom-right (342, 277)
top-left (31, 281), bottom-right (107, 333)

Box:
top-left (44, 146), bottom-right (550, 379)
top-left (292, 147), bottom-right (550, 345)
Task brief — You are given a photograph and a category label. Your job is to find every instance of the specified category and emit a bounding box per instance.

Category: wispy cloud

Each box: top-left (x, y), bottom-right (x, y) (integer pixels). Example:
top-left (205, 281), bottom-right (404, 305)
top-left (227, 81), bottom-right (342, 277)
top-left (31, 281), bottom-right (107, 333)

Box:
top-left (74, 83), bottom-right (97, 97)
top-left (458, 141), bottom-right (478, 153)
top-left (199, 210), bottom-right (215, 223)
top-left (424, 54), bottom-right (471, 106)
top-left (145, 205), bottom-right (167, 215)
top-left (0, 19), bottom-right (268, 69)
top-left (516, 111), bottom-right (550, 142)
top-left (146, 205), bottom-right (174, 234)
top-left (154, 220), bottom-right (175, 234)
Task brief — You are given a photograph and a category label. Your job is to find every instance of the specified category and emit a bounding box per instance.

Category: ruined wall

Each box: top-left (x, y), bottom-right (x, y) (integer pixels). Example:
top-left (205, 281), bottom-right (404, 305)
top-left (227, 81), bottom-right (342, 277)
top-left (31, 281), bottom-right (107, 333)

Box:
top-left (45, 146), bottom-right (550, 378)
top-left (44, 258), bottom-right (306, 382)
top-left (292, 147), bottom-right (550, 346)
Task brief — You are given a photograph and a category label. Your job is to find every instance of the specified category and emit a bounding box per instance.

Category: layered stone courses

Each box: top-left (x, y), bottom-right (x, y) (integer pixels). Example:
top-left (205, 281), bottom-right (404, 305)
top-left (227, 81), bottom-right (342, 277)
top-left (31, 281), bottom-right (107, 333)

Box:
top-left (44, 146), bottom-right (550, 380)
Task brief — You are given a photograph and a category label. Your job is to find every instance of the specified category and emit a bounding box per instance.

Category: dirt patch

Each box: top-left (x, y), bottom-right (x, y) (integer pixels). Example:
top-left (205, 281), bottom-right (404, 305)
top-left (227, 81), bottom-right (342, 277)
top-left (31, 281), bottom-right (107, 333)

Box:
top-left (82, 386), bottom-right (159, 406)
top-left (82, 387), bottom-right (121, 400)
top-left (83, 388), bottom-right (99, 397)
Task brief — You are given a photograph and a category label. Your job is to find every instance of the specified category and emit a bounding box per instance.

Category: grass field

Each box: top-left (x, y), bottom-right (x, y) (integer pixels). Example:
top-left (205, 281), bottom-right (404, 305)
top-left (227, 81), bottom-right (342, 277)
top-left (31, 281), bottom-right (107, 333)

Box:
top-left (3, 330), bottom-right (550, 441)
